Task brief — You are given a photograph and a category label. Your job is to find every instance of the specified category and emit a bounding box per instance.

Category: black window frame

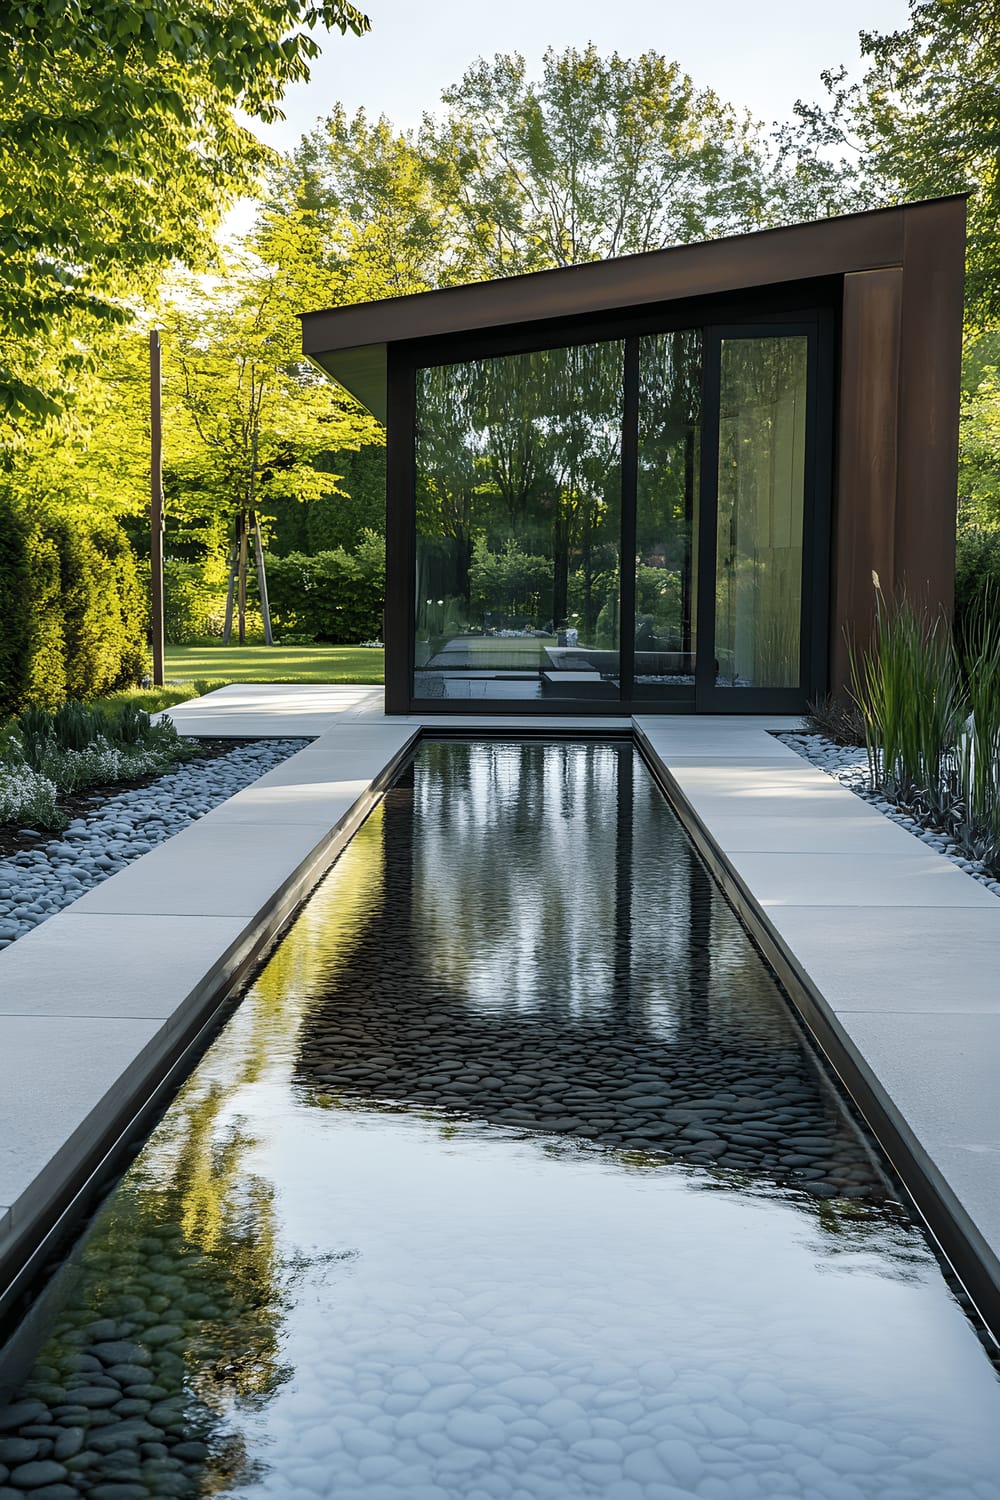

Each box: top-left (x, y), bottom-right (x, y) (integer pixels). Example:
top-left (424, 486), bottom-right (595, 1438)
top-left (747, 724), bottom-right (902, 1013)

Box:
top-left (385, 288), bottom-right (835, 717)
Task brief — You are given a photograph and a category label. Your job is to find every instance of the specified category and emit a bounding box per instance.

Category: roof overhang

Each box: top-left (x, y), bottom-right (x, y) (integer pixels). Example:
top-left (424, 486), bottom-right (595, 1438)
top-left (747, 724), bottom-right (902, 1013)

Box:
top-left (300, 196), bottom-right (968, 423)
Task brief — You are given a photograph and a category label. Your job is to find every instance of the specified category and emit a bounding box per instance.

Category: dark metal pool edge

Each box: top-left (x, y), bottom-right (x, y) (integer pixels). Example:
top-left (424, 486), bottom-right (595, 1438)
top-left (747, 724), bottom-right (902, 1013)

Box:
top-left (633, 724), bottom-right (1000, 1349)
top-left (0, 731), bottom-right (420, 1374)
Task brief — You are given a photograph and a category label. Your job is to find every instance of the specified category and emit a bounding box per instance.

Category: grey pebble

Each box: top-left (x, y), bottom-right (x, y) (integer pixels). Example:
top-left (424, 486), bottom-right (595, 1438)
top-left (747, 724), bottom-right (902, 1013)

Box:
top-left (8, 1460), bottom-right (67, 1488)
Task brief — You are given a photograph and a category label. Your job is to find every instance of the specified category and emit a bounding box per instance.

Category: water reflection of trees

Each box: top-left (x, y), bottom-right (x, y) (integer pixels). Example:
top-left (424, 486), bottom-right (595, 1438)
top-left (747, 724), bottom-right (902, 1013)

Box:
top-left (14, 847), bottom-right (390, 1495)
top-left (294, 742), bottom-right (894, 1213)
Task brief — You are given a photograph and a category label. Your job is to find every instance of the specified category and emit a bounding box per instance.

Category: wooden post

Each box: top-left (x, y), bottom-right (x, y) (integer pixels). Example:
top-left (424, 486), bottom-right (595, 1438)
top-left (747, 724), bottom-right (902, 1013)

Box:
top-left (237, 511), bottom-right (248, 646)
top-left (250, 510), bottom-right (274, 646)
top-left (149, 330), bottom-right (165, 686)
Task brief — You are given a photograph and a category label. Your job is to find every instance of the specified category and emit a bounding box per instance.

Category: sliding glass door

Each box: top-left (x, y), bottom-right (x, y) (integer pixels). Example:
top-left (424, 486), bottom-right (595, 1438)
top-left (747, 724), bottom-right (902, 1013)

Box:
top-left (693, 326), bottom-right (825, 711)
top-left (404, 314), bottom-right (829, 711)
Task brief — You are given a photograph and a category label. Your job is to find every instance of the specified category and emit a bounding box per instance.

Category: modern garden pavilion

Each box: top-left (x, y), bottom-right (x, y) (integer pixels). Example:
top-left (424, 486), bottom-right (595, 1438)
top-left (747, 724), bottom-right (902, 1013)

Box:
top-left (301, 196), bottom-right (966, 716)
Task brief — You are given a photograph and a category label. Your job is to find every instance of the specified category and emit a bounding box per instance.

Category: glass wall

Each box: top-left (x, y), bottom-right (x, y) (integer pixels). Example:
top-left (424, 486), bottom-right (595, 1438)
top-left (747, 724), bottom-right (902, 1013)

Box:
top-left (714, 336), bottom-right (808, 690)
top-left (414, 341), bottom-right (625, 702)
top-left (634, 330), bottom-right (702, 698)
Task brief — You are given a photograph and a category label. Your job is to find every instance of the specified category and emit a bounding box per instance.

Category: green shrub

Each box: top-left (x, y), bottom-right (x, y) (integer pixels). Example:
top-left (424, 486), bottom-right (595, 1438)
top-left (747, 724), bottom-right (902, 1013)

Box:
top-left (264, 534), bottom-right (385, 644)
top-left (955, 522), bottom-right (1000, 654)
top-left (0, 485), bottom-right (147, 715)
top-left (3, 696), bottom-right (200, 817)
top-left (849, 580), bottom-right (962, 811)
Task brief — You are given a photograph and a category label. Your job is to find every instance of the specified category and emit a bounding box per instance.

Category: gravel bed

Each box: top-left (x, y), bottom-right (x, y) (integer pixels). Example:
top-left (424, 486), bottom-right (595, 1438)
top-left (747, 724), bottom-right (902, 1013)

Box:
top-left (776, 730), bottom-right (1000, 897)
top-left (0, 739), bottom-right (311, 951)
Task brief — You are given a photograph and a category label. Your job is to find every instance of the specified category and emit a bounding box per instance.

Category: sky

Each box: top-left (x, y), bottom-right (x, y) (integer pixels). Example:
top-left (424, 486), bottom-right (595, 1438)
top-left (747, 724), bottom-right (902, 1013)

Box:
top-left (252, 0), bottom-right (913, 150)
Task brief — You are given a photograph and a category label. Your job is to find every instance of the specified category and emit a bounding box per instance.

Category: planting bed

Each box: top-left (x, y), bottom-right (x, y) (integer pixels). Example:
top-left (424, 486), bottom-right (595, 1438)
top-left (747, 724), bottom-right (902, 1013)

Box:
top-left (778, 731), bottom-right (1000, 897)
top-left (0, 739), bottom-right (310, 950)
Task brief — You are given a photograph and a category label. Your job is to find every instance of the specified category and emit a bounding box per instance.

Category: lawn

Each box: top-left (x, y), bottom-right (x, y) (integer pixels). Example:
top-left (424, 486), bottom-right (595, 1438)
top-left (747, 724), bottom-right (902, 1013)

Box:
top-left (164, 644), bottom-right (385, 685)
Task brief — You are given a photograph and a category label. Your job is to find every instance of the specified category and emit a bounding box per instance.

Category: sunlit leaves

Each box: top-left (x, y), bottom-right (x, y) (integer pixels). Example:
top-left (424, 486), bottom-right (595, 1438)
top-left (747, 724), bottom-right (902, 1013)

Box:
top-left (0, 0), bottom-right (370, 428)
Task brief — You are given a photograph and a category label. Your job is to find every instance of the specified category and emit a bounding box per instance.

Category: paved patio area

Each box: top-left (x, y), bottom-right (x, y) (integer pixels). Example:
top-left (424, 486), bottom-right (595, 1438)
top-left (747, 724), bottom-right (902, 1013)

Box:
top-left (1, 684), bottom-right (997, 1348)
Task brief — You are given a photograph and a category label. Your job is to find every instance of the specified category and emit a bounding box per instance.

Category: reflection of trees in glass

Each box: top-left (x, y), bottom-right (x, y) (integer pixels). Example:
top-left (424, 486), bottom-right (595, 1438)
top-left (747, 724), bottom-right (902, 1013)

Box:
top-left (637, 331), bottom-right (702, 654)
top-left (716, 337), bottom-right (807, 687)
top-left (415, 341), bottom-right (623, 644)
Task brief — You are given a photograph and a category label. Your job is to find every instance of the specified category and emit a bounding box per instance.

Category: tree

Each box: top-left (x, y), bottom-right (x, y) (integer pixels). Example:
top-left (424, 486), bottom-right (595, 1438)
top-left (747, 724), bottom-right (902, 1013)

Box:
top-left (263, 105), bottom-right (457, 303)
top-left (0, 0), bottom-right (369, 430)
top-left (161, 250), bottom-right (378, 643)
top-left (425, 46), bottom-right (785, 277)
top-left (782, 0), bottom-right (1000, 328)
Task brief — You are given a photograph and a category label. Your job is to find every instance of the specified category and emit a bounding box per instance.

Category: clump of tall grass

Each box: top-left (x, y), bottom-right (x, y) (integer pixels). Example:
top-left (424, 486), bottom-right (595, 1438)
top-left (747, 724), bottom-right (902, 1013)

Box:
top-left (849, 574), bottom-right (1000, 876)
top-left (953, 610), bottom-right (1000, 867)
top-left (849, 575), bottom-right (963, 814)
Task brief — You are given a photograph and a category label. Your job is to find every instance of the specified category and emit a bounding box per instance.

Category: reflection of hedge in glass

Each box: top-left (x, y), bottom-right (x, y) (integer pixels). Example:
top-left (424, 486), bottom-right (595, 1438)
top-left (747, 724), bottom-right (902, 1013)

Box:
top-left (468, 539), bottom-right (554, 627)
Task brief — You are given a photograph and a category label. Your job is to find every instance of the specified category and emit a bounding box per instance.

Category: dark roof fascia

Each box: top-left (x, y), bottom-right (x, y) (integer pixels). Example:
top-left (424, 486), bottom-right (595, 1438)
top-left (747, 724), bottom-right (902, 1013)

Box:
top-left (301, 196), bottom-right (968, 420)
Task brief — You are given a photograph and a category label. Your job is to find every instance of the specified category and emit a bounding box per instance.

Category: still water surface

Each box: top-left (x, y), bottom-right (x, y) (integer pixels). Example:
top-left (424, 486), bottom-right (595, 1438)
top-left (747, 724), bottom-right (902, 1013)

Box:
top-left (1, 741), bottom-right (998, 1499)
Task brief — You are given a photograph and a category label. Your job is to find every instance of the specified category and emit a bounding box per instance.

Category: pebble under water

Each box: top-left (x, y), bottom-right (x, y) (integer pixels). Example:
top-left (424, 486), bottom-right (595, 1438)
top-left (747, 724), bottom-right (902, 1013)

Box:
top-left (1, 739), bottom-right (998, 1500)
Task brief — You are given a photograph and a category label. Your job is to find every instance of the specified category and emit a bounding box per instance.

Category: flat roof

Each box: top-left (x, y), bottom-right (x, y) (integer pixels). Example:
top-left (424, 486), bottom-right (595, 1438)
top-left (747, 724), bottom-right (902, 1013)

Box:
top-left (300, 196), bottom-right (967, 420)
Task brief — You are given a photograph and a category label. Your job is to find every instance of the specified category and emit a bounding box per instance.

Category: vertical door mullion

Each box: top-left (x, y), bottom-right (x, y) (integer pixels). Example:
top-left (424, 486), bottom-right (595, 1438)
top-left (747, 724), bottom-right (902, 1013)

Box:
top-left (619, 337), bottom-right (639, 703)
top-left (695, 331), bottom-right (722, 709)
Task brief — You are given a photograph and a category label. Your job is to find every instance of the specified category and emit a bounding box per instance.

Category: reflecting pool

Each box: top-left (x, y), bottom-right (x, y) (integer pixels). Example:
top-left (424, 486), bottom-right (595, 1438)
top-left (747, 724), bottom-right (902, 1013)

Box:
top-left (1, 742), bottom-right (998, 1499)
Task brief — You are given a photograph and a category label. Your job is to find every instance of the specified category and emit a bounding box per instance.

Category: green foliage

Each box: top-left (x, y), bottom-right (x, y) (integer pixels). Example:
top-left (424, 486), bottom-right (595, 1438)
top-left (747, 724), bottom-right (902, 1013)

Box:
top-left (954, 522), bottom-right (1000, 654)
top-left (272, 47), bottom-right (804, 296)
top-left (264, 536), bottom-right (385, 643)
top-left (468, 540), bottom-right (553, 627)
top-left (428, 47), bottom-right (788, 276)
top-left (2, 696), bottom-right (200, 826)
top-left (848, 589), bottom-right (1000, 875)
top-left (0, 0), bottom-right (369, 428)
top-left (0, 486), bottom-right (147, 716)
top-left (164, 559), bottom-right (234, 644)
top-left (268, 446), bottom-right (386, 554)
top-left (959, 335), bottom-right (1000, 525)
top-left (784, 0), bottom-right (1000, 329)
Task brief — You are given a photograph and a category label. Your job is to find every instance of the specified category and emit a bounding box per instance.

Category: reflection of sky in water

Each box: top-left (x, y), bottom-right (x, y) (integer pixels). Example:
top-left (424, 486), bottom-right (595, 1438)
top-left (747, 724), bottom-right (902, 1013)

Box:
top-left (218, 1076), bottom-right (999, 1500)
top-left (5, 741), bottom-right (1000, 1499)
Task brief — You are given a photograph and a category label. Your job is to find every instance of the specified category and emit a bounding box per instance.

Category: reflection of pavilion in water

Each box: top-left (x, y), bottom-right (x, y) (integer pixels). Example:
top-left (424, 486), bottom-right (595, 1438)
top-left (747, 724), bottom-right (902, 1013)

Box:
top-left (295, 742), bottom-right (889, 1204)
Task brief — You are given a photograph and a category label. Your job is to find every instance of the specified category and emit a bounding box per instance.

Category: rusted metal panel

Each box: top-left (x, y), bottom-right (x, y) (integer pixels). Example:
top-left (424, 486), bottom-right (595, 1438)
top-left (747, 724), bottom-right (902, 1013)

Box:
top-left (831, 268), bottom-right (903, 694)
top-left (894, 196), bottom-right (967, 620)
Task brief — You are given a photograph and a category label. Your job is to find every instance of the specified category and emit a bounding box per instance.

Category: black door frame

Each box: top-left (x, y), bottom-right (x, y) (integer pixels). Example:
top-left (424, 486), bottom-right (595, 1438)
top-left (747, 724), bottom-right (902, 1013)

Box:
top-left (694, 317), bottom-right (834, 714)
top-left (386, 296), bottom-right (835, 716)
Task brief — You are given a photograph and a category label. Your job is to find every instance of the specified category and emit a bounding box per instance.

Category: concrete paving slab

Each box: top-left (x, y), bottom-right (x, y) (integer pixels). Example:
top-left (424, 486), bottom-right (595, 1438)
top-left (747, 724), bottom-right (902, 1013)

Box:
top-left (724, 848), bottom-right (999, 908)
top-left (765, 906), bottom-right (1000, 1015)
top-left (165, 683), bottom-right (383, 738)
top-left (68, 820), bottom-right (338, 917)
top-left (836, 1011), bottom-right (1000, 1149)
top-left (0, 1015), bottom-right (163, 1223)
top-left (0, 912), bottom-right (250, 1021)
top-left (703, 810), bottom-right (928, 855)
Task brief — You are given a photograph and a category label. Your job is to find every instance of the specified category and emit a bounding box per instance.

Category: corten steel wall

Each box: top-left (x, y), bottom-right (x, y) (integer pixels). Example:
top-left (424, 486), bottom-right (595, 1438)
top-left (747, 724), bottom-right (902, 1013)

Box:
top-left (832, 197), bottom-right (967, 691)
top-left (301, 197), bottom-right (968, 711)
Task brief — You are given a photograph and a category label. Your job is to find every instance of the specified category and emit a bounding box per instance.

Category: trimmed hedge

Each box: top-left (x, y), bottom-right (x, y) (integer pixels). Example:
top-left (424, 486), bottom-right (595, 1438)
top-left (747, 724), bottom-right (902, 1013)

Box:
top-left (0, 486), bottom-right (147, 717)
top-left (265, 534), bottom-right (384, 644)
top-left (955, 521), bottom-right (1000, 653)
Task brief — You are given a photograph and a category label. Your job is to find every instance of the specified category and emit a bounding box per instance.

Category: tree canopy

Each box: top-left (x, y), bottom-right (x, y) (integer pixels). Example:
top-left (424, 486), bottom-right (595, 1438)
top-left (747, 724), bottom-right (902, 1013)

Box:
top-left (785, 0), bottom-right (1000, 328)
top-left (0, 0), bottom-right (369, 428)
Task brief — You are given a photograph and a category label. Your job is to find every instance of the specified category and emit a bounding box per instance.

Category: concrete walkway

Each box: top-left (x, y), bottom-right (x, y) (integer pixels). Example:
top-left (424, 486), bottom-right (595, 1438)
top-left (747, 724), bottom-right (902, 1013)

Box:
top-left (1, 685), bottom-right (997, 1344)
